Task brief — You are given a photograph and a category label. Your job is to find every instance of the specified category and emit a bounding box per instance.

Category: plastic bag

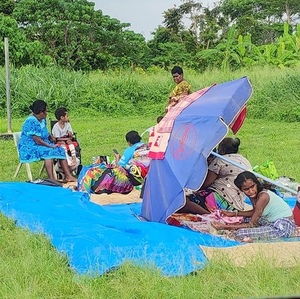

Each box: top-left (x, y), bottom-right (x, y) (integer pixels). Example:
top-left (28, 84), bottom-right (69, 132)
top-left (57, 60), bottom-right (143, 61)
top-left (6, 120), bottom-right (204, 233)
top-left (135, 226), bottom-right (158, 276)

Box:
top-left (253, 160), bottom-right (279, 180)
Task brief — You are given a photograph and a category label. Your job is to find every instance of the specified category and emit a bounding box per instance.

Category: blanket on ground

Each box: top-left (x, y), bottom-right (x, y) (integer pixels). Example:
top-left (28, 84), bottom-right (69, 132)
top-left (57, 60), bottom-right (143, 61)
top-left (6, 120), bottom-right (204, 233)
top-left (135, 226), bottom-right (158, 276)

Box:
top-left (0, 182), bottom-right (239, 276)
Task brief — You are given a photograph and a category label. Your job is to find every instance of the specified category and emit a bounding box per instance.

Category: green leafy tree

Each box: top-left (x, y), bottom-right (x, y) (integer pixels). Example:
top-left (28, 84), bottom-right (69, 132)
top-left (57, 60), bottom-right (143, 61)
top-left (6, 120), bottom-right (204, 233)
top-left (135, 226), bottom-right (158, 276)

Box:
top-left (162, 5), bottom-right (185, 36)
top-left (0, 0), bottom-right (15, 15)
top-left (12, 0), bottom-right (147, 70)
top-left (197, 5), bottom-right (228, 49)
top-left (263, 0), bottom-right (300, 25)
top-left (257, 23), bottom-right (300, 68)
top-left (196, 26), bottom-right (241, 71)
top-left (220, 0), bottom-right (300, 44)
top-left (14, 0), bottom-right (103, 69)
top-left (177, 0), bottom-right (202, 39)
top-left (0, 14), bottom-right (50, 67)
top-left (151, 0), bottom-right (229, 68)
top-left (147, 40), bottom-right (193, 70)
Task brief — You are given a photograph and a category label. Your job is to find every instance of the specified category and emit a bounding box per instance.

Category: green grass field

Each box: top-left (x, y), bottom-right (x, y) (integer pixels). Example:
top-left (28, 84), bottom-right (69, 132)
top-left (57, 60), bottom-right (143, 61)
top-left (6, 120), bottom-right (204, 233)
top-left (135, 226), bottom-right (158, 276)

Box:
top-left (0, 115), bottom-right (300, 298)
top-left (1, 116), bottom-right (300, 182)
top-left (1, 57), bottom-right (300, 299)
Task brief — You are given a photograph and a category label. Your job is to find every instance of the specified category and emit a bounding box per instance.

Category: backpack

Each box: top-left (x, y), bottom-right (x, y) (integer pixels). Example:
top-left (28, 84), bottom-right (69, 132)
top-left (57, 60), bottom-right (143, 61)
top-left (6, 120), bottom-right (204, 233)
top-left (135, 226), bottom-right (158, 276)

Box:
top-left (127, 144), bottom-right (150, 186)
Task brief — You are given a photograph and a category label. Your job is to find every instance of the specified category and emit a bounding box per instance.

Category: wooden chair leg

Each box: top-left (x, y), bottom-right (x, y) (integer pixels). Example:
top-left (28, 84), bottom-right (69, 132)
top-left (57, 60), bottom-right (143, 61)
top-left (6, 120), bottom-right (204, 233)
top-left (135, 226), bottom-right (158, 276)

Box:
top-left (53, 164), bottom-right (57, 180)
top-left (40, 161), bottom-right (57, 180)
top-left (39, 162), bottom-right (45, 176)
top-left (25, 163), bottom-right (33, 181)
top-left (13, 163), bottom-right (22, 179)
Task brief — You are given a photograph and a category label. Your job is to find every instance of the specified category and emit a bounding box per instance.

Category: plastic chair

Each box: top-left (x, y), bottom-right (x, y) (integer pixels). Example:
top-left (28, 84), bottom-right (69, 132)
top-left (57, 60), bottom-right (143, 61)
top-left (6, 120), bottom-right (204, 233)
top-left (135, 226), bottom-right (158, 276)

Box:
top-left (13, 132), bottom-right (46, 181)
top-left (141, 126), bottom-right (153, 137)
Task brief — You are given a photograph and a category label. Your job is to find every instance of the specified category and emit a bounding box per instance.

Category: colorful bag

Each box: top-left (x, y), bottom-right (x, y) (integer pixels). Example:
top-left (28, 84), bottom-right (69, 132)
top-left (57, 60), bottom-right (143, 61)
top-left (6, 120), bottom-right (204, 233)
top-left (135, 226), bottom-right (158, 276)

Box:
top-left (91, 165), bottom-right (133, 195)
top-left (127, 144), bottom-right (151, 186)
top-left (77, 163), bottom-right (107, 192)
top-left (253, 160), bottom-right (279, 180)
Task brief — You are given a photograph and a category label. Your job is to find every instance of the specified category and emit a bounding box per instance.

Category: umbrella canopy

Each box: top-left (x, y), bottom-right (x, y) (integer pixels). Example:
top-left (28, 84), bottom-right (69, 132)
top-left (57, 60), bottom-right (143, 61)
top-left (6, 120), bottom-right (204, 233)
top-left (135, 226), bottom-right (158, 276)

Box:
top-left (141, 76), bottom-right (252, 223)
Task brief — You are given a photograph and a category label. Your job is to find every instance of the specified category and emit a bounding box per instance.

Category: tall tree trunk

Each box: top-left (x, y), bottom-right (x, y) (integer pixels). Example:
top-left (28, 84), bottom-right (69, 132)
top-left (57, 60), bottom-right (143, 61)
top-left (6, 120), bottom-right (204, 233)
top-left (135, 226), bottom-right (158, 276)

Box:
top-left (285, 2), bottom-right (291, 24)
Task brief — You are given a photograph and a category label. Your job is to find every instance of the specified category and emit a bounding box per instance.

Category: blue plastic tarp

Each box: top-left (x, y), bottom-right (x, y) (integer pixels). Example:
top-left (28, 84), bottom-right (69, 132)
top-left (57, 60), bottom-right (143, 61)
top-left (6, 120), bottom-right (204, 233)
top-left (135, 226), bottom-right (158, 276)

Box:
top-left (0, 182), bottom-right (241, 276)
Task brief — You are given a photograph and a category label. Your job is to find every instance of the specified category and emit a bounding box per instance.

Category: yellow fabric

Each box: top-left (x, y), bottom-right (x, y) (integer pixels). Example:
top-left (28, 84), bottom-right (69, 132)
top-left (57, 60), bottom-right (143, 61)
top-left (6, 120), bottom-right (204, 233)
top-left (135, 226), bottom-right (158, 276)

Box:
top-left (169, 80), bottom-right (191, 98)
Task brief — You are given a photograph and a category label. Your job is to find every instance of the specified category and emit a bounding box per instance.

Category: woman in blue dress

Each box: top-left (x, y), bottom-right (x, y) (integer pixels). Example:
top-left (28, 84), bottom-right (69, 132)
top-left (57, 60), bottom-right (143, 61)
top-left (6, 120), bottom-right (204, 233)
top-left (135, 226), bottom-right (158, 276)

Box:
top-left (18, 99), bottom-right (77, 182)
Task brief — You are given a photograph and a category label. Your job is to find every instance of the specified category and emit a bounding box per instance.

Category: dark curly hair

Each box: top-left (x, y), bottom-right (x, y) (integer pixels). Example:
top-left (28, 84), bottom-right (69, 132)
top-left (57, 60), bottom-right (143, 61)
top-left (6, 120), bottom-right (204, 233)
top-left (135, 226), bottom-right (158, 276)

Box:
top-left (30, 99), bottom-right (47, 114)
top-left (234, 171), bottom-right (263, 193)
top-left (171, 66), bottom-right (183, 75)
top-left (234, 171), bottom-right (275, 193)
top-left (125, 130), bottom-right (141, 145)
top-left (218, 137), bottom-right (240, 155)
top-left (54, 107), bottom-right (67, 120)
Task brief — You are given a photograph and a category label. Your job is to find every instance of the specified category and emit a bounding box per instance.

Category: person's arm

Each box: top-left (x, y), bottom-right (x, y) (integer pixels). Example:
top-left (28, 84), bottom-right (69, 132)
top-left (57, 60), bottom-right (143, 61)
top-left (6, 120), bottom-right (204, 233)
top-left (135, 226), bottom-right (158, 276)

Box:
top-left (67, 132), bottom-right (74, 139)
top-left (176, 81), bottom-right (191, 96)
top-left (222, 209), bottom-right (254, 218)
top-left (168, 94), bottom-right (188, 107)
top-left (246, 192), bottom-right (269, 227)
top-left (200, 157), bottom-right (222, 189)
top-left (56, 136), bottom-right (70, 142)
top-left (168, 81), bottom-right (190, 106)
top-left (213, 192), bottom-right (270, 230)
top-left (66, 123), bottom-right (74, 139)
top-left (118, 145), bottom-right (137, 167)
top-left (51, 124), bottom-right (61, 140)
top-left (212, 220), bottom-right (252, 230)
top-left (200, 170), bottom-right (217, 189)
top-left (179, 91), bottom-right (189, 96)
top-left (114, 153), bottom-right (121, 165)
top-left (49, 134), bottom-right (57, 143)
top-left (118, 148), bottom-right (132, 167)
top-left (33, 135), bottom-right (59, 148)
top-left (52, 123), bottom-right (69, 142)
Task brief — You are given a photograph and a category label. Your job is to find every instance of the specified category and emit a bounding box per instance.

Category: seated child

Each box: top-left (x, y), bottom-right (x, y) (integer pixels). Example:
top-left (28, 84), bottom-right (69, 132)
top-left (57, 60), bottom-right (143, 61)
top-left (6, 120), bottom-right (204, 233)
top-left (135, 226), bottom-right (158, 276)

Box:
top-left (52, 107), bottom-right (78, 166)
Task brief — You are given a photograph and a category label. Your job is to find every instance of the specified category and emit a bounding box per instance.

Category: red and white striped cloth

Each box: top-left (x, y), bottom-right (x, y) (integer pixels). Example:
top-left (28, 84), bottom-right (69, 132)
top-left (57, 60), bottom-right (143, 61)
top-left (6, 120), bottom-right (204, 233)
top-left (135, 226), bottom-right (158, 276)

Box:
top-left (148, 85), bottom-right (213, 159)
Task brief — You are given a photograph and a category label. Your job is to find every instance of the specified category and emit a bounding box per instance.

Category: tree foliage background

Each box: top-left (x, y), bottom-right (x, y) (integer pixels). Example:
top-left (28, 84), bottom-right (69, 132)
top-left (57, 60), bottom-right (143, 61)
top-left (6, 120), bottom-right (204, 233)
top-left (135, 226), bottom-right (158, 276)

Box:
top-left (0, 0), bottom-right (300, 71)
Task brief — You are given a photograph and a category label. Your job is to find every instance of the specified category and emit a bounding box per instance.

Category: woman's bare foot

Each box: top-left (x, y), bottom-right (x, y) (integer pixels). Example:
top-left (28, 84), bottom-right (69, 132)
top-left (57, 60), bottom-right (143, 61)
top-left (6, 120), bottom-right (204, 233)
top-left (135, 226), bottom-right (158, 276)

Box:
top-left (64, 175), bottom-right (77, 182)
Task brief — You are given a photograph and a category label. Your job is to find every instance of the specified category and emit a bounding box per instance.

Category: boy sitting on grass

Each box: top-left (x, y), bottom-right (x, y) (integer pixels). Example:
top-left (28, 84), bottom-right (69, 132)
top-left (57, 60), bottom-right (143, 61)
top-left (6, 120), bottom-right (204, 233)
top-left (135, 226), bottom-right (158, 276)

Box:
top-left (52, 107), bottom-right (77, 166)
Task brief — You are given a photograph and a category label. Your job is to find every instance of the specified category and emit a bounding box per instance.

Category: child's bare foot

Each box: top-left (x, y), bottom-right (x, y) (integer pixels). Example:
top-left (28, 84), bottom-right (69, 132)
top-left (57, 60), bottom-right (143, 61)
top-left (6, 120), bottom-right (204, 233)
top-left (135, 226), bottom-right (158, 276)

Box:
top-left (240, 236), bottom-right (253, 243)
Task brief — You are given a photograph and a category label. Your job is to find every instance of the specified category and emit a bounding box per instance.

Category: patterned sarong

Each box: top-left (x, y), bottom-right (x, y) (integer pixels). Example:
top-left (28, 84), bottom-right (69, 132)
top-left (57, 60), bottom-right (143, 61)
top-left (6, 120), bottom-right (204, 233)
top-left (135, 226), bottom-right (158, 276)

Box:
top-left (77, 163), bottom-right (133, 194)
top-left (235, 217), bottom-right (295, 240)
top-left (189, 189), bottom-right (236, 212)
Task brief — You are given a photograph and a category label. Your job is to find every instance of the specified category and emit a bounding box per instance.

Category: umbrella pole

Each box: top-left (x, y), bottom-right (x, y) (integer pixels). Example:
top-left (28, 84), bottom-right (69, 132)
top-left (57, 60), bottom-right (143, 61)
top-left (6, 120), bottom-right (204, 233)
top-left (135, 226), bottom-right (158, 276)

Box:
top-left (211, 152), bottom-right (297, 196)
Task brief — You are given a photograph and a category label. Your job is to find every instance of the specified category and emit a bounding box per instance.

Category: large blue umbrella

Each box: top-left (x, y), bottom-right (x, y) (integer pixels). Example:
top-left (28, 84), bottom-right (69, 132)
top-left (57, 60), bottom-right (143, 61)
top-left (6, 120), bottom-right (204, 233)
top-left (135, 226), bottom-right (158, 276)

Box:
top-left (141, 76), bottom-right (252, 223)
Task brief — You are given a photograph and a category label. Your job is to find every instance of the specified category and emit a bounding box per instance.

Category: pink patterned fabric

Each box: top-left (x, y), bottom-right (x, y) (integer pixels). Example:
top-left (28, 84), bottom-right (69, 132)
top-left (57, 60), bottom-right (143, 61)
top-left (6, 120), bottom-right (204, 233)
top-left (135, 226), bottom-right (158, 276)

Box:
top-left (148, 86), bottom-right (213, 160)
top-left (158, 86), bottom-right (213, 134)
top-left (148, 126), bottom-right (170, 159)
top-left (201, 210), bottom-right (244, 225)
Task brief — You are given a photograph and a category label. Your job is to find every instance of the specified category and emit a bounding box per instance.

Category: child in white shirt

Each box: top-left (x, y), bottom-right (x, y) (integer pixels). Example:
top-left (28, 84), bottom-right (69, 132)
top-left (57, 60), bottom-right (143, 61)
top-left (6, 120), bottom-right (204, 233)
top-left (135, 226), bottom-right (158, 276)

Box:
top-left (52, 107), bottom-right (77, 166)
